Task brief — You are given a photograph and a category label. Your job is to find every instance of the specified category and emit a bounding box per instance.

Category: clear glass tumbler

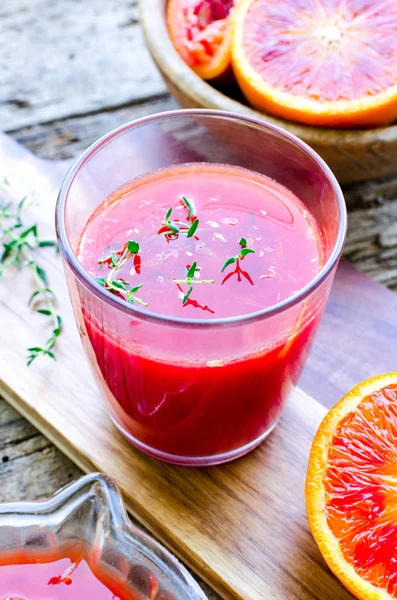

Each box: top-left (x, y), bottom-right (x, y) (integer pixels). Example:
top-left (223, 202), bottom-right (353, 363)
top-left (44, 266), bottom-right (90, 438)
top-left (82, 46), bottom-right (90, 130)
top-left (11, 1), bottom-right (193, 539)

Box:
top-left (56, 110), bottom-right (346, 467)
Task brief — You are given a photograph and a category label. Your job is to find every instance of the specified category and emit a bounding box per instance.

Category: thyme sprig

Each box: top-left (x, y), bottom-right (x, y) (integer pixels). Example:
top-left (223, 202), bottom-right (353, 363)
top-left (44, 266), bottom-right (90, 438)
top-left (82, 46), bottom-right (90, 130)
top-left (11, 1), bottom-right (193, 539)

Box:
top-left (0, 178), bottom-right (61, 365)
top-left (174, 261), bottom-right (214, 305)
top-left (158, 196), bottom-right (199, 242)
top-left (221, 237), bottom-right (255, 285)
top-left (95, 240), bottom-right (147, 306)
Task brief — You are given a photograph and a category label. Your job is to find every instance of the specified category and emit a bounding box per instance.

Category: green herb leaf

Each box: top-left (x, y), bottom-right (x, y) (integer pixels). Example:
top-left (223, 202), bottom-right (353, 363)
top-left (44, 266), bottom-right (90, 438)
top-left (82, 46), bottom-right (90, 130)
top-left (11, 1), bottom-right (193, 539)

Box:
top-left (37, 309), bottom-right (52, 316)
top-left (221, 256), bottom-right (237, 273)
top-left (35, 265), bottom-right (48, 285)
top-left (38, 240), bottom-right (57, 248)
top-left (187, 218), bottom-right (199, 238)
top-left (20, 225), bottom-right (37, 239)
top-left (240, 248), bottom-right (255, 257)
top-left (44, 287), bottom-right (56, 298)
top-left (166, 221), bottom-right (180, 234)
top-left (239, 237), bottom-right (247, 247)
top-left (181, 196), bottom-right (195, 220)
top-left (127, 240), bottom-right (140, 254)
top-left (1, 244), bottom-right (13, 261)
top-left (111, 253), bottom-right (119, 267)
top-left (28, 290), bottom-right (41, 305)
top-left (130, 284), bottom-right (143, 293)
top-left (182, 285), bottom-right (193, 305)
top-left (187, 261), bottom-right (197, 279)
top-left (95, 277), bottom-right (107, 287)
top-left (110, 279), bottom-right (126, 291)
top-left (17, 196), bottom-right (27, 212)
top-left (165, 207), bottom-right (172, 220)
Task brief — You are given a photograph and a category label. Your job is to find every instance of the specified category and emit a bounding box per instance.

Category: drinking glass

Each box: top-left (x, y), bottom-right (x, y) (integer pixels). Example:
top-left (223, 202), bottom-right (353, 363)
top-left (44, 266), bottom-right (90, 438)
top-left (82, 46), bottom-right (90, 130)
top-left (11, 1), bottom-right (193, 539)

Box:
top-left (56, 110), bottom-right (346, 466)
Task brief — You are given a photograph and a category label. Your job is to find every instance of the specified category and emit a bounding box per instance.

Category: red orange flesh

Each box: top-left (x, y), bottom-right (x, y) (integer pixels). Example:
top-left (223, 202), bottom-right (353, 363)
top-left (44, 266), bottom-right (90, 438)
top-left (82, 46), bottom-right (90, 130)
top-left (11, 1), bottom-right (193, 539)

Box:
top-left (167, 0), bottom-right (236, 80)
top-left (307, 374), bottom-right (397, 599)
top-left (232, 0), bottom-right (397, 127)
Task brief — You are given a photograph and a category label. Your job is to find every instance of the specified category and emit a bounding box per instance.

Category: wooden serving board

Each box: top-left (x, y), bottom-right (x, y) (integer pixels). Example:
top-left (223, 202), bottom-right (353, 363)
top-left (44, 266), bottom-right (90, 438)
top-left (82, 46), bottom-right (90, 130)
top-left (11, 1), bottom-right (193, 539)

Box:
top-left (1, 132), bottom-right (397, 600)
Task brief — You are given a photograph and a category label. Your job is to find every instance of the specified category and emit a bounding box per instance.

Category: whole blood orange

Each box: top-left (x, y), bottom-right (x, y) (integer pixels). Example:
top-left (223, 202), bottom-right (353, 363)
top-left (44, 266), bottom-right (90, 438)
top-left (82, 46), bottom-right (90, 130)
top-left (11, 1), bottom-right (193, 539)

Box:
top-left (167, 0), bottom-right (236, 80)
top-left (232, 0), bottom-right (397, 127)
top-left (306, 374), bottom-right (397, 599)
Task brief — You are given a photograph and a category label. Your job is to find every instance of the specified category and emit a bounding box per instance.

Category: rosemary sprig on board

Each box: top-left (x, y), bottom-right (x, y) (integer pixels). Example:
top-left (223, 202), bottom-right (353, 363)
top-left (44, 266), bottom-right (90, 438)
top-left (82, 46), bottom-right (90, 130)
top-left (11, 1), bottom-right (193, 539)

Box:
top-left (0, 178), bottom-right (61, 365)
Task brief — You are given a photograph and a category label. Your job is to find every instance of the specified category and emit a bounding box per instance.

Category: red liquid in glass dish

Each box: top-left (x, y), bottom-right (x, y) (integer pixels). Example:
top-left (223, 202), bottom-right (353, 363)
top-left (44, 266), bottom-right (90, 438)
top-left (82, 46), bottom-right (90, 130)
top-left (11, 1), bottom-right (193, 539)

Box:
top-left (0, 552), bottom-right (140, 600)
top-left (77, 164), bottom-right (324, 462)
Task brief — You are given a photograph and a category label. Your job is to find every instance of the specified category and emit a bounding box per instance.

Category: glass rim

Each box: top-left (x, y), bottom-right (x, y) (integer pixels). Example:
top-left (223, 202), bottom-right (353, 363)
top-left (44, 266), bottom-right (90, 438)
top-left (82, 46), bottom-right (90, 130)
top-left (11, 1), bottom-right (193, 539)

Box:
top-left (55, 109), bottom-right (347, 329)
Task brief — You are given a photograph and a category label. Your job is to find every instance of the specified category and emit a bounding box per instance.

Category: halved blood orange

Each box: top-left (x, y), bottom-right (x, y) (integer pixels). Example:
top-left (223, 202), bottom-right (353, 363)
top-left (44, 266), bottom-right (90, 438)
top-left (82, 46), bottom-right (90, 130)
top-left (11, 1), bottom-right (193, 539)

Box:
top-left (232, 0), bottom-right (397, 127)
top-left (167, 0), bottom-right (236, 80)
top-left (306, 374), bottom-right (397, 599)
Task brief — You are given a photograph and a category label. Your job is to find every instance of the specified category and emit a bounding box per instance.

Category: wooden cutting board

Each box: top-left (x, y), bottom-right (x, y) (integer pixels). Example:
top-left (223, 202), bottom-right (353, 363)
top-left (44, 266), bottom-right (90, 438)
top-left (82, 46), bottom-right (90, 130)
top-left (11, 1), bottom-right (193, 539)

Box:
top-left (1, 132), bottom-right (397, 600)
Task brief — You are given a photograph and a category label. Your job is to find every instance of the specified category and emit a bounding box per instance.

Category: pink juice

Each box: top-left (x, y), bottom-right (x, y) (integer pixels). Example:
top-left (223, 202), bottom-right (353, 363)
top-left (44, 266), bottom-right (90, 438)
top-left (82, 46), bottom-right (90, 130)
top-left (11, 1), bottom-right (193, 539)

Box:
top-left (77, 163), bottom-right (324, 462)
top-left (0, 551), bottom-right (142, 600)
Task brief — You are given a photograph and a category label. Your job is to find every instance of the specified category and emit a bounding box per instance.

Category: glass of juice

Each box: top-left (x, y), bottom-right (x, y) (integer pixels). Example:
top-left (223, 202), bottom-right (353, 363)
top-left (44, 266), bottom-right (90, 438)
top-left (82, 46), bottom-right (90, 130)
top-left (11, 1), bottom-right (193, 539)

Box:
top-left (56, 110), bottom-right (346, 466)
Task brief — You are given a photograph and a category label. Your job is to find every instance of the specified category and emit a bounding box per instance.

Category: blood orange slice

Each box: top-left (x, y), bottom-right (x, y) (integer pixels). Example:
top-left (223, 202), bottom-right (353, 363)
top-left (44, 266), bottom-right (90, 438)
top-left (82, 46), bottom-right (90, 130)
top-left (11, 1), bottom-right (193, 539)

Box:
top-left (306, 374), bottom-right (397, 599)
top-left (232, 0), bottom-right (397, 127)
top-left (167, 0), bottom-right (236, 80)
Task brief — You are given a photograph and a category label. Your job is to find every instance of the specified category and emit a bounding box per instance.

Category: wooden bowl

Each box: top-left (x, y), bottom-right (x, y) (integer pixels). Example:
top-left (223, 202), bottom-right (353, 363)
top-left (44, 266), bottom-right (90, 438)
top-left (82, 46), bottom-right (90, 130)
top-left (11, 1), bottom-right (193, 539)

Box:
top-left (139, 0), bottom-right (397, 184)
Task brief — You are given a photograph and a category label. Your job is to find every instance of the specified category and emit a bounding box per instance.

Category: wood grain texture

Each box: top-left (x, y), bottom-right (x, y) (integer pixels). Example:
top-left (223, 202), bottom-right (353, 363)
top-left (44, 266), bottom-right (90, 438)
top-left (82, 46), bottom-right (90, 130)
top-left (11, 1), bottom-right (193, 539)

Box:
top-left (0, 0), bottom-right (166, 130)
top-left (11, 97), bottom-right (179, 160)
top-left (2, 138), bottom-right (397, 600)
top-left (0, 399), bottom-right (81, 502)
top-left (139, 0), bottom-right (397, 184)
top-left (344, 189), bottom-right (397, 288)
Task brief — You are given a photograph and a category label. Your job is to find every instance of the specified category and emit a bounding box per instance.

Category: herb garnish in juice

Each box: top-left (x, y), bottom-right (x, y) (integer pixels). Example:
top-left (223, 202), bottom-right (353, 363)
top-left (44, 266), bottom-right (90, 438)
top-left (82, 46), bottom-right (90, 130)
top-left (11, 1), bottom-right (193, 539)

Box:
top-left (221, 236), bottom-right (256, 285)
top-left (173, 261), bottom-right (215, 305)
top-left (95, 240), bottom-right (147, 306)
top-left (158, 195), bottom-right (200, 241)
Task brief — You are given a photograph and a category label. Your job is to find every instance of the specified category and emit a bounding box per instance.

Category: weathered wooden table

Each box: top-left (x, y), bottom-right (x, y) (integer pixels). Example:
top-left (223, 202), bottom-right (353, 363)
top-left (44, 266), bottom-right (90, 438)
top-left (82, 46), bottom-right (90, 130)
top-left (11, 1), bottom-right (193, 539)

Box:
top-left (1, 1), bottom-right (397, 598)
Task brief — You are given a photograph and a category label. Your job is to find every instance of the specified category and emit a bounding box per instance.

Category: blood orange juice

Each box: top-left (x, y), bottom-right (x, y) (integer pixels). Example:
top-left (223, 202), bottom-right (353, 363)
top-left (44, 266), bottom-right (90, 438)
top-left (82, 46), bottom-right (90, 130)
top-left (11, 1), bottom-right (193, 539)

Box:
top-left (57, 110), bottom-right (346, 466)
top-left (77, 163), bottom-right (321, 459)
top-left (0, 551), bottom-right (141, 600)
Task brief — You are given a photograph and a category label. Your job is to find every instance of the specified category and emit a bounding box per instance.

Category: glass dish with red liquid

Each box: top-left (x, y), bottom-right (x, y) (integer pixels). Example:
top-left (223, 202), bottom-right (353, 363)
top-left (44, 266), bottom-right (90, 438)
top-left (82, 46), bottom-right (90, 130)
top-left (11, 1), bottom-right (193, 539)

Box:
top-left (0, 473), bottom-right (206, 600)
top-left (56, 110), bottom-right (346, 466)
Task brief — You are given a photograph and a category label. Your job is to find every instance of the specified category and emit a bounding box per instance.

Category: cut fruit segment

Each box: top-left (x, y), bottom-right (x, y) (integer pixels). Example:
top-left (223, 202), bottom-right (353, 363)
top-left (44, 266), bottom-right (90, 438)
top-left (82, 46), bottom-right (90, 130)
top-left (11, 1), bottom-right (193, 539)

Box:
top-left (232, 0), bottom-right (397, 127)
top-left (306, 373), bottom-right (397, 599)
top-left (167, 0), bottom-right (236, 80)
